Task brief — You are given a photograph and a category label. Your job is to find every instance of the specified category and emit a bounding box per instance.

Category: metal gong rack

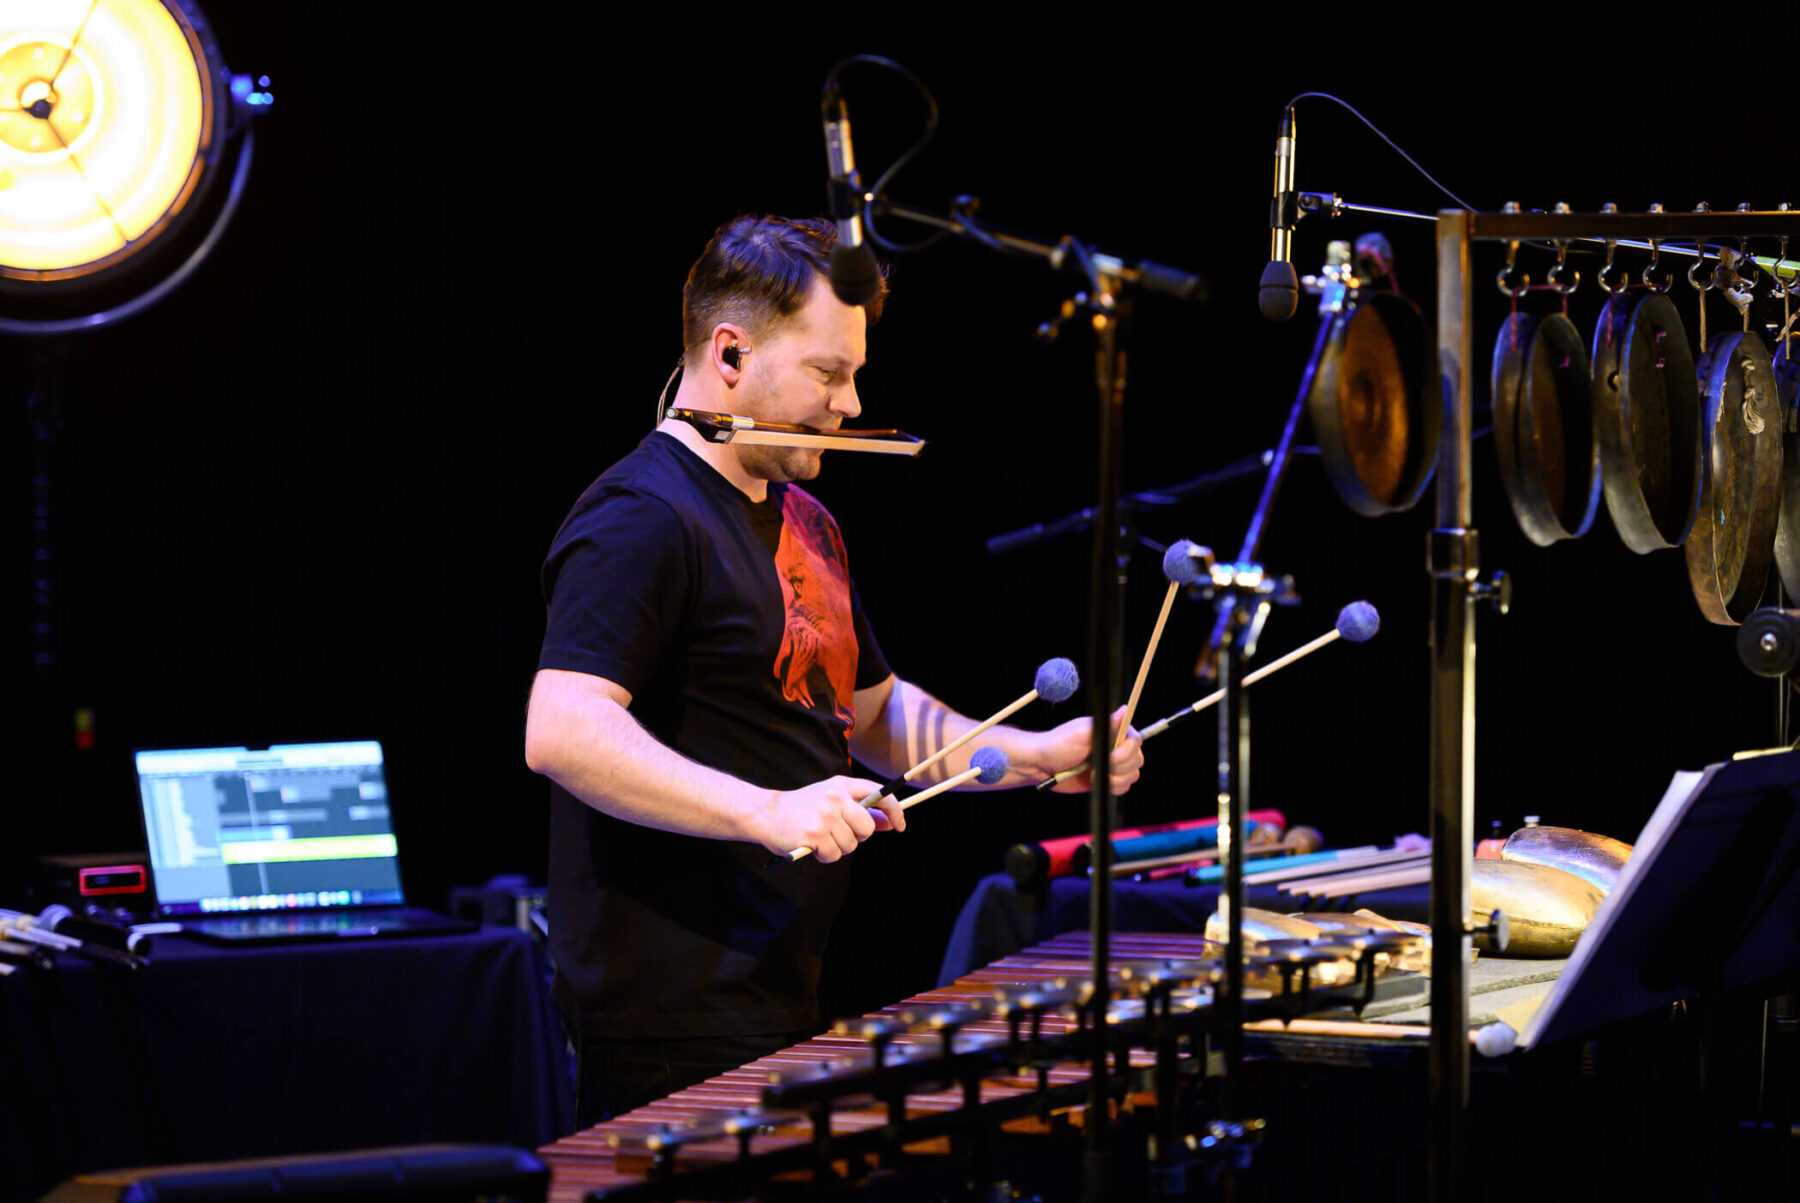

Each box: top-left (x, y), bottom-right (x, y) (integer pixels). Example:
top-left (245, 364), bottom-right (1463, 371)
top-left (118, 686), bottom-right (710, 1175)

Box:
top-left (1429, 205), bottom-right (1800, 1199)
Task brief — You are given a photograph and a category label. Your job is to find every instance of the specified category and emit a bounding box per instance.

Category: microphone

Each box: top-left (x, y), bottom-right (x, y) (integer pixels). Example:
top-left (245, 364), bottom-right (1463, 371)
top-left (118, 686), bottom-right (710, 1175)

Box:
top-left (821, 82), bottom-right (882, 307)
top-left (1258, 105), bottom-right (1299, 321)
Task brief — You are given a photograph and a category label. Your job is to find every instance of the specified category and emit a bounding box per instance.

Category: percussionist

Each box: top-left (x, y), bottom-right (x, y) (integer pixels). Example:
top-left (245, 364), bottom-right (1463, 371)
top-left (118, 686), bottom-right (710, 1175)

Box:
top-left (525, 214), bottom-right (1145, 1126)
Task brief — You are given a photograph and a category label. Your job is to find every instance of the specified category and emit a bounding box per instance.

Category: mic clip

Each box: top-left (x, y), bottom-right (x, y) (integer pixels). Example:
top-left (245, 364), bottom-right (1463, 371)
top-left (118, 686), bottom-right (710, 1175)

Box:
top-left (1270, 189), bottom-right (1305, 232)
top-left (1273, 191), bottom-right (1344, 232)
top-left (827, 174), bottom-right (867, 223)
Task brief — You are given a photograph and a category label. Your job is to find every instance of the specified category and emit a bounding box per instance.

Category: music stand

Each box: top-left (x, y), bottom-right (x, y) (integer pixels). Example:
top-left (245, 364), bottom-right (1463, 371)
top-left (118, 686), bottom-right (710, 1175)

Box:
top-left (1519, 748), bottom-right (1800, 1051)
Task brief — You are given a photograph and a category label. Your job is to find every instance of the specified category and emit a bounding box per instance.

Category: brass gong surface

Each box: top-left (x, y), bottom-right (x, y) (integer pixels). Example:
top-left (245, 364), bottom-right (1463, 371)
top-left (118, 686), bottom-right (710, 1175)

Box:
top-left (1686, 330), bottom-right (1782, 625)
top-left (1509, 311), bottom-right (1600, 545)
top-left (1591, 293), bottom-right (1633, 543)
top-left (1490, 312), bottom-right (1534, 533)
top-left (1610, 293), bottom-right (1702, 552)
top-left (1774, 337), bottom-right (1800, 598)
top-left (1309, 291), bottom-right (1436, 516)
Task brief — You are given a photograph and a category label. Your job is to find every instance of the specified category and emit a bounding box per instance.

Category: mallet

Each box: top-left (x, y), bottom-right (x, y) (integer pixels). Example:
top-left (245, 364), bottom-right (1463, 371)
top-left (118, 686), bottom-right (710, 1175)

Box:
top-left (788, 747), bottom-right (1010, 861)
top-left (1038, 601), bottom-right (1379, 789)
top-left (1113, 540), bottom-right (1213, 747)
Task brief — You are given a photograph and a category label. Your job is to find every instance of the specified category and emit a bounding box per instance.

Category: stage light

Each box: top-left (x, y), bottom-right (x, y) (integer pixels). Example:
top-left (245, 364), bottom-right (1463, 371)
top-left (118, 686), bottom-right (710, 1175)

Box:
top-left (0, 0), bottom-right (265, 332)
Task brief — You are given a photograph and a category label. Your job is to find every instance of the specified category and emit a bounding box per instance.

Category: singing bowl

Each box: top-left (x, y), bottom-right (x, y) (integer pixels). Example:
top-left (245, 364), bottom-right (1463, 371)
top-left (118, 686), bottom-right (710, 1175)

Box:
top-left (1471, 860), bottom-right (1603, 957)
top-left (1600, 293), bottom-right (1703, 552)
top-left (1309, 290), bottom-right (1438, 516)
top-left (1685, 330), bottom-right (1782, 625)
top-left (1499, 825), bottom-right (1633, 895)
top-left (1772, 338), bottom-right (1800, 597)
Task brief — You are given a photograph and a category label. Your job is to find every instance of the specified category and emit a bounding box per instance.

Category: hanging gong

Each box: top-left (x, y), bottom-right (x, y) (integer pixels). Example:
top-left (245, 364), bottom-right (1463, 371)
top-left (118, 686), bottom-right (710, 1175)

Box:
top-left (1590, 292), bottom-right (1633, 538)
top-left (1768, 337), bottom-right (1800, 598)
top-left (1685, 330), bottom-right (1782, 625)
top-left (1491, 311), bottom-right (1600, 545)
top-left (1490, 311), bottom-right (1535, 530)
top-left (1600, 293), bottom-right (1703, 553)
top-left (1308, 290), bottom-right (1437, 516)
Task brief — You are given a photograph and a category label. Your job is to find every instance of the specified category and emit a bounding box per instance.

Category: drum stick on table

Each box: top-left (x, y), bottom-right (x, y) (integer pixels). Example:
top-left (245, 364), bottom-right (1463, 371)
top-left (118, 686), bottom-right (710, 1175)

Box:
top-left (1114, 540), bottom-right (1213, 747)
top-left (1109, 824), bottom-right (1324, 878)
top-left (1039, 600), bottom-right (1380, 790)
top-left (787, 748), bottom-right (1010, 862)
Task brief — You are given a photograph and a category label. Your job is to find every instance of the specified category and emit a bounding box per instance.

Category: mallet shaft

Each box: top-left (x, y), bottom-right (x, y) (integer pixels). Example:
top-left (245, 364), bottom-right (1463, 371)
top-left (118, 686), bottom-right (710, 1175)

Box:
top-left (1041, 627), bottom-right (1345, 788)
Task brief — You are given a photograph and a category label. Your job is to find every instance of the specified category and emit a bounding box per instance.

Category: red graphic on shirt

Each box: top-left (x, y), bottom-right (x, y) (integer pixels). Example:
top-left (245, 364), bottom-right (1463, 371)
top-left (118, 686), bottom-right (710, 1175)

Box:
top-left (773, 489), bottom-right (857, 733)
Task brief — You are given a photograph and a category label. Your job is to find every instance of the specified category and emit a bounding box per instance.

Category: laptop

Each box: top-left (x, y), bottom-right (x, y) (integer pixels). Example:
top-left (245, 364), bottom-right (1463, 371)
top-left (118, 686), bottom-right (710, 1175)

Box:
top-left (135, 740), bottom-right (474, 944)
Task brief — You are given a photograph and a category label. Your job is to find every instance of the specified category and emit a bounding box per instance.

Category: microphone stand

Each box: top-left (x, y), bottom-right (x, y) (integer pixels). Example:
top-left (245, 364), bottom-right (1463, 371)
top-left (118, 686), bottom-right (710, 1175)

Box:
top-left (867, 193), bottom-right (1205, 1202)
top-left (1193, 246), bottom-right (1353, 678)
top-left (983, 452), bottom-right (1274, 558)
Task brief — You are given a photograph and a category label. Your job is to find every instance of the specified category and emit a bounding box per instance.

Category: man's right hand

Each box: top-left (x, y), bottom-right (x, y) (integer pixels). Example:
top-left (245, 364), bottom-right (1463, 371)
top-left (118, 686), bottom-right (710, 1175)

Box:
top-left (757, 776), bottom-right (905, 862)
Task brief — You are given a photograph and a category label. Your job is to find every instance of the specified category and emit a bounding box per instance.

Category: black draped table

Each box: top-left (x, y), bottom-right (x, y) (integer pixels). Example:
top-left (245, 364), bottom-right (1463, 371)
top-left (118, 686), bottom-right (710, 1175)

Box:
top-left (2, 925), bottom-right (570, 1202)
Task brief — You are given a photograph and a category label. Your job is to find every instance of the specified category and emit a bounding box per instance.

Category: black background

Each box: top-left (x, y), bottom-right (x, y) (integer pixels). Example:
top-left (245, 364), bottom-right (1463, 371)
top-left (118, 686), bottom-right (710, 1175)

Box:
top-left (11, 10), bottom-right (1796, 1019)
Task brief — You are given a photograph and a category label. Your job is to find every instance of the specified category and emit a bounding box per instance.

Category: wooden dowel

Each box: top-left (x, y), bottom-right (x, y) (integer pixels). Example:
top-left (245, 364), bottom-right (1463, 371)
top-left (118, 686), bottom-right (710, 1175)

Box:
top-left (1116, 581), bottom-right (1180, 746)
top-left (1283, 862), bottom-right (1431, 898)
top-left (895, 764), bottom-right (985, 812)
top-left (1243, 1018), bottom-right (1493, 1045)
top-left (1046, 627), bottom-right (1346, 787)
top-left (1243, 845), bottom-right (1422, 885)
top-left (1143, 629), bottom-right (1342, 737)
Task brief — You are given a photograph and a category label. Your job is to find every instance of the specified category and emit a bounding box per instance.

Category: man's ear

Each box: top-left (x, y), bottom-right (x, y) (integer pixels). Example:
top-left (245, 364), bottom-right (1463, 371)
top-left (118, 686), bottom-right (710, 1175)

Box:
top-left (711, 323), bottom-right (749, 382)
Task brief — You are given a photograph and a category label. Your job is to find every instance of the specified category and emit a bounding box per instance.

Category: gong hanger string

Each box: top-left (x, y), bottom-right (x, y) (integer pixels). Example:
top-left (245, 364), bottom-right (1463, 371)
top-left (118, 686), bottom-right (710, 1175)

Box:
top-left (1281, 93), bottom-right (1800, 283)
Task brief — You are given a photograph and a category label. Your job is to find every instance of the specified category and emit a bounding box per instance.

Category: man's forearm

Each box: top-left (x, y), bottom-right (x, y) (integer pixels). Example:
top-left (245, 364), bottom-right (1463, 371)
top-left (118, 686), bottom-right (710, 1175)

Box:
top-left (526, 686), bottom-right (774, 842)
top-left (852, 677), bottom-right (1052, 790)
top-left (527, 669), bottom-right (895, 861)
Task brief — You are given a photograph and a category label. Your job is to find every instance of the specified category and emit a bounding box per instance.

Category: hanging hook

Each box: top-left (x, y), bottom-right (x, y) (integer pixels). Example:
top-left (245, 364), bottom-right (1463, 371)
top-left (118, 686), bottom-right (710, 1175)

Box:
top-left (1687, 202), bottom-right (1717, 291)
top-left (1771, 203), bottom-right (1795, 301)
top-left (1733, 202), bottom-right (1761, 292)
top-left (1599, 241), bottom-right (1625, 293)
top-left (1643, 204), bottom-right (1673, 292)
top-left (1545, 203), bottom-right (1580, 296)
top-left (1596, 203), bottom-right (1627, 294)
top-left (1495, 201), bottom-right (1529, 298)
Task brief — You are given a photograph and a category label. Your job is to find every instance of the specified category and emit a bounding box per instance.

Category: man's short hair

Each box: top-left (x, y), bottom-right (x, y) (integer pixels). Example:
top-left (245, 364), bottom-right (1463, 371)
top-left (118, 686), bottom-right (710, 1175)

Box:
top-left (681, 215), bottom-right (888, 357)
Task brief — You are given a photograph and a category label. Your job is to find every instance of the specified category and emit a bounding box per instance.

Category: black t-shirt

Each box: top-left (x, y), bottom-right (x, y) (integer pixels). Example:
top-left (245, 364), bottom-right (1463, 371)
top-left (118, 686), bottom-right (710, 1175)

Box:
top-left (538, 432), bottom-right (891, 1039)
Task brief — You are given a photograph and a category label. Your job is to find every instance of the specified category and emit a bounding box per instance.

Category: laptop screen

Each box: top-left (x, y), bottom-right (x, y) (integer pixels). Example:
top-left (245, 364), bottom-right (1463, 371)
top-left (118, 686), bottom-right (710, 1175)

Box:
top-left (135, 741), bottom-right (406, 917)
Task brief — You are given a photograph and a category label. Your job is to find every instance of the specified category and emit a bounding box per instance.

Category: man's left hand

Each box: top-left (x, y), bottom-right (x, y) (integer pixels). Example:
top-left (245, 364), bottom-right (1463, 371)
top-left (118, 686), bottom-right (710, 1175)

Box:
top-left (1035, 705), bottom-right (1144, 795)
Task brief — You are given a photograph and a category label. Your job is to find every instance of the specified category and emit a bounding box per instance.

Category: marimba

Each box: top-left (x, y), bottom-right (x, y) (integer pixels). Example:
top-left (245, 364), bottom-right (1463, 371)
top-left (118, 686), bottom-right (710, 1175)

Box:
top-left (536, 929), bottom-right (1415, 1202)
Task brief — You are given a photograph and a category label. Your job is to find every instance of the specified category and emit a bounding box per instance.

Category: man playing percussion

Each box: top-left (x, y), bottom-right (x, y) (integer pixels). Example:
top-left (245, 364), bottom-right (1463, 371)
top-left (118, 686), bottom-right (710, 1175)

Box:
top-left (525, 214), bottom-right (1145, 1127)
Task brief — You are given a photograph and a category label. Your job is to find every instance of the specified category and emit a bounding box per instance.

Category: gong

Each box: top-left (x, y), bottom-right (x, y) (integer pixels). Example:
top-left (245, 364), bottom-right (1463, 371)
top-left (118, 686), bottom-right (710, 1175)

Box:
top-left (1491, 310), bottom-right (1601, 545)
top-left (1308, 290), bottom-right (1437, 516)
top-left (1600, 293), bottom-right (1703, 553)
top-left (1685, 331), bottom-right (1782, 625)
top-left (1773, 337), bottom-right (1800, 598)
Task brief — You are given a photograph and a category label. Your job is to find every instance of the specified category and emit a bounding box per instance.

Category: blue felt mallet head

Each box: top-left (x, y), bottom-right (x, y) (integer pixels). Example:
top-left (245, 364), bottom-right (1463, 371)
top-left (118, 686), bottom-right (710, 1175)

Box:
top-left (970, 746), bottom-right (1011, 785)
top-left (1161, 539), bottom-right (1213, 585)
top-left (1336, 600), bottom-right (1380, 643)
top-left (1034, 657), bottom-right (1080, 702)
